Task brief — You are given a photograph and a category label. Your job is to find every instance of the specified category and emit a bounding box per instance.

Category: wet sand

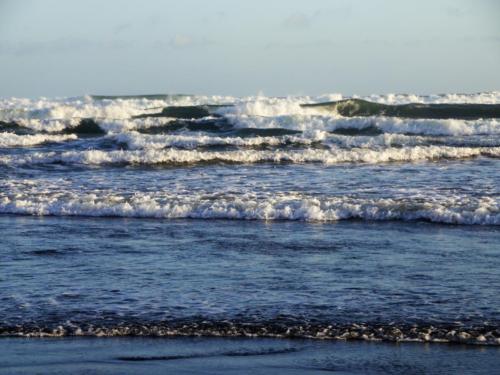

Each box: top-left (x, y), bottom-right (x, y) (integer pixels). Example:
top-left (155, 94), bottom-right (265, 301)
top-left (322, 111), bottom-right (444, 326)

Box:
top-left (1, 337), bottom-right (499, 374)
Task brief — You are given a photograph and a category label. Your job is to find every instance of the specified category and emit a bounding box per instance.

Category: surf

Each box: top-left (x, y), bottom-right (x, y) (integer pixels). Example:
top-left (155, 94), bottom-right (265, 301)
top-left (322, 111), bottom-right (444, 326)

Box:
top-left (301, 98), bottom-right (500, 119)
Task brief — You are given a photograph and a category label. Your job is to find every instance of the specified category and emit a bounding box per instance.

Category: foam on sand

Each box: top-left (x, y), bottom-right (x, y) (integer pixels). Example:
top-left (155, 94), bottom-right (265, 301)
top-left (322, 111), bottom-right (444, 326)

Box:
top-left (301, 99), bottom-right (500, 119)
top-left (2, 320), bottom-right (499, 345)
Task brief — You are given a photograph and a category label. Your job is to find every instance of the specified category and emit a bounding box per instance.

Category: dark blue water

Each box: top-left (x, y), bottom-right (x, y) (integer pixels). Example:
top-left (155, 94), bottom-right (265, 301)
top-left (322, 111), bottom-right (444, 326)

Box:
top-left (1, 216), bottom-right (499, 343)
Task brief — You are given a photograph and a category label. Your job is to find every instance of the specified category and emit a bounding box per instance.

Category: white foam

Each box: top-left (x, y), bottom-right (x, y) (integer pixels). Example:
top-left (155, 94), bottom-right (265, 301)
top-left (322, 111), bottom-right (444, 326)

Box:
top-left (2, 91), bottom-right (499, 126)
top-left (14, 118), bottom-right (82, 133)
top-left (0, 190), bottom-right (497, 225)
top-left (99, 117), bottom-right (176, 133)
top-left (372, 118), bottom-right (500, 136)
top-left (215, 95), bottom-right (323, 117)
top-left (9, 114), bottom-right (500, 138)
top-left (227, 115), bottom-right (500, 136)
top-left (0, 97), bottom-right (165, 122)
top-left (114, 131), bottom-right (323, 150)
top-left (0, 95), bottom-right (235, 123)
top-left (0, 145), bottom-right (498, 166)
top-left (360, 91), bottom-right (500, 105)
top-left (0, 133), bottom-right (77, 147)
top-left (215, 92), bottom-right (500, 117)
top-left (115, 131), bottom-right (474, 150)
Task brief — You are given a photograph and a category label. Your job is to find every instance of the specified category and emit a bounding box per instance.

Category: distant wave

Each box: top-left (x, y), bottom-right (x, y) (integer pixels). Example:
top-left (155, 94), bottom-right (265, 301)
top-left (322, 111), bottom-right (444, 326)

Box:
top-left (301, 99), bottom-right (500, 119)
top-left (2, 92), bottom-right (500, 145)
top-left (2, 91), bottom-right (500, 123)
top-left (227, 116), bottom-right (500, 136)
top-left (5, 114), bottom-right (500, 139)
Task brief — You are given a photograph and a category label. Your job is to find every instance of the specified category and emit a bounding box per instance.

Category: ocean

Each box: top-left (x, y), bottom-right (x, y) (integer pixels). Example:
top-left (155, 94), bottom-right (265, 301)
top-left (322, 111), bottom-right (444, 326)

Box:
top-left (1, 92), bottom-right (499, 373)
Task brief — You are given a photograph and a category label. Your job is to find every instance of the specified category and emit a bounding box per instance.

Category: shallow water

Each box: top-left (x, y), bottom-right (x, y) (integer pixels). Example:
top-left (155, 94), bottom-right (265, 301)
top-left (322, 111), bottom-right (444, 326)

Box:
top-left (1, 216), bottom-right (499, 342)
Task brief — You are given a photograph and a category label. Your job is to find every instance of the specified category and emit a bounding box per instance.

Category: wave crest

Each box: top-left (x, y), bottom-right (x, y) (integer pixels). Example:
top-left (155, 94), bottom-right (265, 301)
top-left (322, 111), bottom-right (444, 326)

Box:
top-left (0, 133), bottom-right (77, 147)
top-left (0, 146), bottom-right (498, 166)
top-left (1, 192), bottom-right (497, 225)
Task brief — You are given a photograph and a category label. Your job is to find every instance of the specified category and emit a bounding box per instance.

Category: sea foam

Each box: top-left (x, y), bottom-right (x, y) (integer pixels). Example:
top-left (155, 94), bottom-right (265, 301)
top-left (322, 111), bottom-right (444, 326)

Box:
top-left (0, 191), bottom-right (497, 225)
top-left (0, 132), bottom-right (77, 147)
top-left (0, 145), bottom-right (498, 166)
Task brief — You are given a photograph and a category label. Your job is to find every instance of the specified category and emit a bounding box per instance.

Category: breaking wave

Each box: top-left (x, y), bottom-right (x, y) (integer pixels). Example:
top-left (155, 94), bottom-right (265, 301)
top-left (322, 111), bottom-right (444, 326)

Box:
top-left (227, 116), bottom-right (500, 136)
top-left (0, 192), bottom-right (497, 225)
top-left (0, 132), bottom-right (77, 147)
top-left (300, 99), bottom-right (500, 119)
top-left (0, 145), bottom-right (498, 166)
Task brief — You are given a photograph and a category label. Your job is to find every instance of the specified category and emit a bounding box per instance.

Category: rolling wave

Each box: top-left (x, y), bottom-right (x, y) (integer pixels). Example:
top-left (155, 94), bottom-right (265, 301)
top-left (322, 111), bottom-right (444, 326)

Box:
top-left (2, 92), bottom-right (500, 144)
top-left (2, 92), bottom-right (500, 122)
top-left (301, 99), bottom-right (500, 119)
top-left (228, 116), bottom-right (500, 136)
top-left (1, 191), bottom-right (497, 224)
top-left (114, 132), bottom-right (500, 150)
top-left (5, 116), bottom-right (500, 139)
top-left (0, 132), bottom-right (77, 147)
top-left (0, 146), bottom-right (498, 166)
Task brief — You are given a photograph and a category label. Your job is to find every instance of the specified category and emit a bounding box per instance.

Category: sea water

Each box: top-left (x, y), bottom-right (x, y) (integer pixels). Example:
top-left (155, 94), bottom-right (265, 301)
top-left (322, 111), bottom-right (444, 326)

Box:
top-left (0, 92), bottom-right (499, 345)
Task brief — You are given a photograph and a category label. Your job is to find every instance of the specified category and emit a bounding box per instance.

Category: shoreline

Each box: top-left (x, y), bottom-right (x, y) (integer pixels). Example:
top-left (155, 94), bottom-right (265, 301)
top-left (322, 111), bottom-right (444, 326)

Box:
top-left (2, 322), bottom-right (499, 346)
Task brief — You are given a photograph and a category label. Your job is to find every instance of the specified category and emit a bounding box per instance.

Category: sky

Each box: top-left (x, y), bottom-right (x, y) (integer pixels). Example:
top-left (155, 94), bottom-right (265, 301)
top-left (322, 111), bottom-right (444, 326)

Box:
top-left (0, 0), bottom-right (499, 97)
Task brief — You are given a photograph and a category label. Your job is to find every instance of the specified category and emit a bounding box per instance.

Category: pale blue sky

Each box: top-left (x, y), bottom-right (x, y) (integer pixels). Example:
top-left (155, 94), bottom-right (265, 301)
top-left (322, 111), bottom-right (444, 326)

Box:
top-left (0, 0), bottom-right (499, 97)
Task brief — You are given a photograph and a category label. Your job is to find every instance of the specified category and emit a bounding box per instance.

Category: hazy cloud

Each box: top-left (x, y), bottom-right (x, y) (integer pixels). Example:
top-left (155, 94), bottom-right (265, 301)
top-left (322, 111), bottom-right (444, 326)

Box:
top-left (113, 22), bottom-right (133, 34)
top-left (282, 5), bottom-right (353, 31)
top-left (151, 35), bottom-right (215, 50)
top-left (264, 39), bottom-right (337, 49)
top-left (282, 13), bottom-right (312, 30)
top-left (0, 38), bottom-right (132, 56)
top-left (171, 34), bottom-right (193, 48)
top-left (313, 5), bottom-right (353, 19)
top-left (216, 10), bottom-right (226, 18)
top-left (445, 7), bottom-right (467, 18)
top-left (459, 35), bottom-right (500, 43)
